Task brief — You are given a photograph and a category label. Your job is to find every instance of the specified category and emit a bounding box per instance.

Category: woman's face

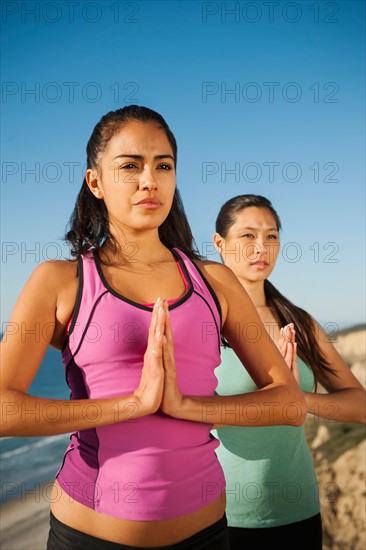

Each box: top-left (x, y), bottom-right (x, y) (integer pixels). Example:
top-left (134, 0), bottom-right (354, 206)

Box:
top-left (86, 120), bottom-right (176, 236)
top-left (215, 207), bottom-right (280, 283)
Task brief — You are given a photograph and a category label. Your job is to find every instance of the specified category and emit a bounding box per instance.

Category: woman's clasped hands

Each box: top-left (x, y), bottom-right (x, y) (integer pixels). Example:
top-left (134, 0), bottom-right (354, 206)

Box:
top-left (133, 297), bottom-right (183, 417)
top-left (277, 323), bottom-right (300, 384)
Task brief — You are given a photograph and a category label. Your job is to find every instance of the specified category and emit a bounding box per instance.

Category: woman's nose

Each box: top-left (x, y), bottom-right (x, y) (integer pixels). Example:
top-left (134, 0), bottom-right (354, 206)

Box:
top-left (254, 239), bottom-right (268, 256)
top-left (139, 166), bottom-right (158, 190)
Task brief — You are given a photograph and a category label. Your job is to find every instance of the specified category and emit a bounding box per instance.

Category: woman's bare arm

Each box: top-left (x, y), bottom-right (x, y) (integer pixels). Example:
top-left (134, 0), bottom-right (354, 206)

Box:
top-left (0, 262), bottom-right (165, 437)
top-left (303, 323), bottom-right (366, 424)
top-left (161, 261), bottom-right (307, 427)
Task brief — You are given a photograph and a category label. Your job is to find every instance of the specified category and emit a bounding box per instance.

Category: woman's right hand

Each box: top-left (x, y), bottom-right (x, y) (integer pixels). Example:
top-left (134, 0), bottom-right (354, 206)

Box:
top-left (133, 298), bottom-right (165, 416)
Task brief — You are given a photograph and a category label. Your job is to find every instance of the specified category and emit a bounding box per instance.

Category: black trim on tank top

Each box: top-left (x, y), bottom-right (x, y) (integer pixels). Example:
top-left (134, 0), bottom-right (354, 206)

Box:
top-left (187, 259), bottom-right (223, 330)
top-left (69, 290), bottom-right (109, 362)
top-left (59, 356), bottom-right (101, 501)
top-left (92, 248), bottom-right (193, 312)
top-left (62, 257), bottom-right (84, 352)
top-left (55, 439), bottom-right (74, 481)
top-left (193, 290), bottom-right (221, 353)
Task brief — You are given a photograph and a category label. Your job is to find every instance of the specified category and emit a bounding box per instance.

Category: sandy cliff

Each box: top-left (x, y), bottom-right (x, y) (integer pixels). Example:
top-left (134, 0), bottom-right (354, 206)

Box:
top-left (305, 325), bottom-right (366, 550)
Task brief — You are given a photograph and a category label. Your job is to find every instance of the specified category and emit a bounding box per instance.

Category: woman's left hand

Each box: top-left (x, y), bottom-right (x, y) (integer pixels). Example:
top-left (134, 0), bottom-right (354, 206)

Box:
top-left (160, 300), bottom-right (184, 417)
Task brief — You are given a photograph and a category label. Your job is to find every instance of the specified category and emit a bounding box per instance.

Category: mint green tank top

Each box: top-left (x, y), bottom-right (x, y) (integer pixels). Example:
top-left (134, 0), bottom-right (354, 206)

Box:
top-left (212, 345), bottom-right (320, 528)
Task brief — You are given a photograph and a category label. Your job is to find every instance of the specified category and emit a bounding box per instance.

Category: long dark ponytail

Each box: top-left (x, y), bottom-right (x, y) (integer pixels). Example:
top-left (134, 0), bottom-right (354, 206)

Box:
top-left (215, 194), bottom-right (334, 386)
top-left (65, 105), bottom-right (201, 261)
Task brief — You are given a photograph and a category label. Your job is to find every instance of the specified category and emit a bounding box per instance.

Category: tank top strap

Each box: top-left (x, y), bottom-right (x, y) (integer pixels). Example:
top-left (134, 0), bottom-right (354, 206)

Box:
top-left (62, 249), bottom-right (109, 359)
top-left (81, 249), bottom-right (108, 299)
top-left (171, 248), bottom-right (222, 332)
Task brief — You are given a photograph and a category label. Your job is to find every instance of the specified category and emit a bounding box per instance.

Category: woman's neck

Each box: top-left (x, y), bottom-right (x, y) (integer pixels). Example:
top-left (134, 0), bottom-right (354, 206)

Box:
top-left (103, 228), bottom-right (171, 266)
top-left (237, 278), bottom-right (267, 309)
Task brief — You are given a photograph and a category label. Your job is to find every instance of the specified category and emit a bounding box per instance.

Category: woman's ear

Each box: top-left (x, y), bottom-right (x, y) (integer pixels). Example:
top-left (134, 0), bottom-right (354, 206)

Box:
top-left (213, 232), bottom-right (224, 253)
top-left (85, 168), bottom-right (104, 199)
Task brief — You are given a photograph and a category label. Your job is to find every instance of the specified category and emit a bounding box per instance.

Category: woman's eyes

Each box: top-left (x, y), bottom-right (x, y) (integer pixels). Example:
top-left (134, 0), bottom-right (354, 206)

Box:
top-left (241, 233), bottom-right (278, 239)
top-left (119, 163), bottom-right (173, 171)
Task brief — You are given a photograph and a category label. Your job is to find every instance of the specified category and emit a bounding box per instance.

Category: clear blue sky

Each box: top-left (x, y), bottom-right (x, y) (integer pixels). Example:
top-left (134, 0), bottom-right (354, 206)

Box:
top-left (1, 0), bottom-right (365, 330)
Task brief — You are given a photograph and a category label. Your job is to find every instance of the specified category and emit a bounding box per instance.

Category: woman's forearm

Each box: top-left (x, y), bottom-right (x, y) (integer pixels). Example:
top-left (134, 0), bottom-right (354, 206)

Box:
top-left (304, 389), bottom-right (366, 424)
top-left (0, 390), bottom-right (145, 437)
top-left (172, 385), bottom-right (307, 427)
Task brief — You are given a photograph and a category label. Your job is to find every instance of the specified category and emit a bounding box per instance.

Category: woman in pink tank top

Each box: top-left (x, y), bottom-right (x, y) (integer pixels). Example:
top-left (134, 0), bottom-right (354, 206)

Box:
top-left (0, 106), bottom-right (307, 549)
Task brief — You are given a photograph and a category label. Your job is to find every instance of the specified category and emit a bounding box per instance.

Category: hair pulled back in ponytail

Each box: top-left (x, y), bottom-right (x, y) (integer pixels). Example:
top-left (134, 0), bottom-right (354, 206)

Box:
top-left (215, 194), bottom-right (334, 387)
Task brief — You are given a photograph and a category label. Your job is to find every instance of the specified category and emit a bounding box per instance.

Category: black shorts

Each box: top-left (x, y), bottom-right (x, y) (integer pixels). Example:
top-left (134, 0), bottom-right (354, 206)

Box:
top-left (228, 513), bottom-right (323, 550)
top-left (47, 512), bottom-right (230, 550)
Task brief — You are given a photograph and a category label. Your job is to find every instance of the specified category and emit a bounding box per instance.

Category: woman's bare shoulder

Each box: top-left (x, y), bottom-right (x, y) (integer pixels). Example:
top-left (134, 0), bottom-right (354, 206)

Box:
top-left (30, 258), bottom-right (79, 285)
top-left (23, 259), bottom-right (79, 316)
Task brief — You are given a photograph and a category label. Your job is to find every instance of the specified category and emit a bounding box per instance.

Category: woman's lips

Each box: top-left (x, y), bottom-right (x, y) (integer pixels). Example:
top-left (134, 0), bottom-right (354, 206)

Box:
top-left (250, 261), bottom-right (269, 269)
top-left (135, 198), bottom-right (162, 209)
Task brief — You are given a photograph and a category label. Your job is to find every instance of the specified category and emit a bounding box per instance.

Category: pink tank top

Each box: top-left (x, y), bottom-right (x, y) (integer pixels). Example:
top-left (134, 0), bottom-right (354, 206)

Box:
top-left (56, 248), bottom-right (225, 521)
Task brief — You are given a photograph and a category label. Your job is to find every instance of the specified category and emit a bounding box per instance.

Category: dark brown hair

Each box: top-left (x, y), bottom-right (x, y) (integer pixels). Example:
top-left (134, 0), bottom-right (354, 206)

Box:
top-left (215, 194), bottom-right (334, 386)
top-left (65, 105), bottom-right (200, 260)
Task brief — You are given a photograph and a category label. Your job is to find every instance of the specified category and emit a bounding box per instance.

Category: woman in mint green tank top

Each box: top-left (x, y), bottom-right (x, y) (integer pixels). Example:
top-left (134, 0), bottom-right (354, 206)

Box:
top-left (212, 195), bottom-right (365, 549)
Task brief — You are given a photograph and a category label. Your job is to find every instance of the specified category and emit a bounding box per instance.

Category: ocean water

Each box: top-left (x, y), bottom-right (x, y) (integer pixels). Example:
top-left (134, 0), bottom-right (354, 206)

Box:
top-left (0, 346), bottom-right (71, 504)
